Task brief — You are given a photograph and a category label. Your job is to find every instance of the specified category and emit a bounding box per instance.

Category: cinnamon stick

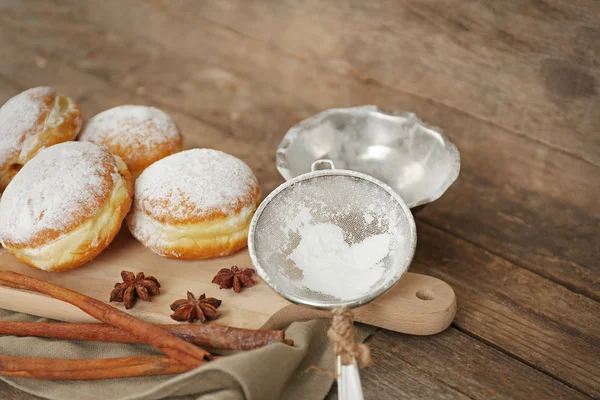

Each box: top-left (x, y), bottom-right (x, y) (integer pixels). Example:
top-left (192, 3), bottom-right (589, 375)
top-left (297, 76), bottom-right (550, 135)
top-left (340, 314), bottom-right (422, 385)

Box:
top-left (0, 321), bottom-right (292, 350)
top-left (0, 271), bottom-right (210, 368)
top-left (0, 354), bottom-right (195, 380)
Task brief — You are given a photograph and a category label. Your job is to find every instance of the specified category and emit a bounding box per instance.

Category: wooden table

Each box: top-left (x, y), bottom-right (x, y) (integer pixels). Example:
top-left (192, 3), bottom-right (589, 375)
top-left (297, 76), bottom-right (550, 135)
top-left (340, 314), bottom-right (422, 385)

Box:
top-left (0, 1), bottom-right (598, 399)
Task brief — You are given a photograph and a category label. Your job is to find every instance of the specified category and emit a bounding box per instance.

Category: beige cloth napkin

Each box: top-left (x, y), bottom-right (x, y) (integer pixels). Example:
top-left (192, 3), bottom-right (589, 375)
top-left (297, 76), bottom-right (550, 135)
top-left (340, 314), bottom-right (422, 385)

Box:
top-left (0, 309), bottom-right (375, 400)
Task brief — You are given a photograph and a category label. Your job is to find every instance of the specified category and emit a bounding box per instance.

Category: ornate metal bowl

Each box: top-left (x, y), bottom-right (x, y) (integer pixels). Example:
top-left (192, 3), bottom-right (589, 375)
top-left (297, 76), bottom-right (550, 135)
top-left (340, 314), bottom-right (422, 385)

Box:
top-left (276, 105), bottom-right (460, 209)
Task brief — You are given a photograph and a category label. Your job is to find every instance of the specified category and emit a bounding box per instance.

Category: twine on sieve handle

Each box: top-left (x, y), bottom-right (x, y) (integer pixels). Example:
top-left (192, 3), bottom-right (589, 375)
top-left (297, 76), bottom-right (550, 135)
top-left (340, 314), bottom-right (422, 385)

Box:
top-left (327, 307), bottom-right (372, 367)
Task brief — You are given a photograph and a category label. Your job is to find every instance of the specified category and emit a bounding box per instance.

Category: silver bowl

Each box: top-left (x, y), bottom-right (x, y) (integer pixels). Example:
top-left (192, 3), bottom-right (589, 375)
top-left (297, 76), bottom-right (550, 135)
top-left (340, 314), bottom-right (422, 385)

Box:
top-left (276, 105), bottom-right (460, 209)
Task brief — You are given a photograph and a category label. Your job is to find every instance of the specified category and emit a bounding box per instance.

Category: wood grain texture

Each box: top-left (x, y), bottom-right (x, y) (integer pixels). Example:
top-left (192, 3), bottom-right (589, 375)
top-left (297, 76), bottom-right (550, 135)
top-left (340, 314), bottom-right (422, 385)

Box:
top-left (0, 0), bottom-right (597, 300)
top-left (0, 233), bottom-right (456, 336)
top-left (0, 0), bottom-right (598, 399)
top-left (412, 222), bottom-right (600, 397)
top-left (351, 328), bottom-right (590, 400)
top-left (157, 0), bottom-right (600, 166)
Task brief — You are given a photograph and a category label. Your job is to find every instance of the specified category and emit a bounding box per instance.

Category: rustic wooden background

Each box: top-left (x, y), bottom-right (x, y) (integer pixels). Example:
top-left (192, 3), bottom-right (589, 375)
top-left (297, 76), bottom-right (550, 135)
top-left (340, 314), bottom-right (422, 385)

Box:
top-left (0, 0), bottom-right (599, 399)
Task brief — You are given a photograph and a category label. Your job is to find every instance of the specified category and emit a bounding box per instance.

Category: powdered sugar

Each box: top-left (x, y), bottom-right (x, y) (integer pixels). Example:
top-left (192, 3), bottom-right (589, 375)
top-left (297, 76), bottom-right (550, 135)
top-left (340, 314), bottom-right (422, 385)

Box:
top-left (0, 142), bottom-right (120, 245)
top-left (289, 223), bottom-right (390, 300)
top-left (135, 149), bottom-right (258, 222)
top-left (79, 105), bottom-right (180, 151)
top-left (0, 87), bottom-right (54, 167)
top-left (251, 173), bottom-right (412, 304)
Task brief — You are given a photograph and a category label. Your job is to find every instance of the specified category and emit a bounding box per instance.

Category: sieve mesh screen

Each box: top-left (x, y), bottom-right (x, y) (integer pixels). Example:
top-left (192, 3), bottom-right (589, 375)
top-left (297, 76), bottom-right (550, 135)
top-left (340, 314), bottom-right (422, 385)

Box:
top-left (251, 173), bottom-right (415, 307)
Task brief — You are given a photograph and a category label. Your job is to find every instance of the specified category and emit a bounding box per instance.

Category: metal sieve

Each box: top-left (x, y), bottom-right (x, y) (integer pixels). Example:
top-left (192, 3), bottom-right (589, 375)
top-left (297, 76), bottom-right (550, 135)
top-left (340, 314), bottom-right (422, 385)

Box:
top-left (248, 159), bottom-right (417, 399)
top-left (276, 106), bottom-right (461, 210)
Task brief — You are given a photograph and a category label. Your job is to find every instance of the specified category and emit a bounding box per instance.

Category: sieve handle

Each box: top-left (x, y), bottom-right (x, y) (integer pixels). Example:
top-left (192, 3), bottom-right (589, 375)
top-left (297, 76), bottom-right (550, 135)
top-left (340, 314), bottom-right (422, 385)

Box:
top-left (337, 356), bottom-right (365, 400)
top-left (311, 159), bottom-right (336, 171)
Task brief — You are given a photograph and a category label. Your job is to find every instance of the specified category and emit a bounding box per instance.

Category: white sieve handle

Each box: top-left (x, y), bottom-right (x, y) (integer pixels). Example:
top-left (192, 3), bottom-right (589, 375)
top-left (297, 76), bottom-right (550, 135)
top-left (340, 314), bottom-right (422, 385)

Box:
top-left (311, 159), bottom-right (336, 171)
top-left (337, 356), bottom-right (365, 400)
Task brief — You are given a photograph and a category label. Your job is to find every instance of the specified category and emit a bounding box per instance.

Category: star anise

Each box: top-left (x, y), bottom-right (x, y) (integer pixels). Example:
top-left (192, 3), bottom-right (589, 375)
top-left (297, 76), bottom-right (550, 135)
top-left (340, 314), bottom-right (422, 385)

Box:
top-left (170, 292), bottom-right (222, 323)
top-left (110, 271), bottom-right (161, 309)
top-left (211, 265), bottom-right (257, 293)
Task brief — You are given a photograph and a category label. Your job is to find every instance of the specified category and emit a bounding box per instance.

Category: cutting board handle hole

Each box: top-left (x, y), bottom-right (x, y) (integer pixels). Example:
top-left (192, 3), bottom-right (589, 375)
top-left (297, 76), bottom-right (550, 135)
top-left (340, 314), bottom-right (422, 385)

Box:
top-left (416, 289), bottom-right (434, 301)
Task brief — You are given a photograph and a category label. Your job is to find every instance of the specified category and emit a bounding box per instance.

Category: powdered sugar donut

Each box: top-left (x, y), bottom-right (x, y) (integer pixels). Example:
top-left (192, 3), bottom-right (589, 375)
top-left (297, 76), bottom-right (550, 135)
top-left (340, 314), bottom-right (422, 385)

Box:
top-left (0, 142), bottom-right (133, 271)
top-left (127, 149), bottom-right (261, 259)
top-left (0, 87), bottom-right (82, 192)
top-left (78, 105), bottom-right (183, 179)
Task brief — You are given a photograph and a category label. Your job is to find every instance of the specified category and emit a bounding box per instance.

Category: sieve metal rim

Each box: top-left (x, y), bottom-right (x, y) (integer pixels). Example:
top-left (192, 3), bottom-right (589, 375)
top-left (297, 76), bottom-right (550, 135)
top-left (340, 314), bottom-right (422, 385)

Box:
top-left (248, 168), bottom-right (418, 310)
top-left (276, 105), bottom-right (461, 208)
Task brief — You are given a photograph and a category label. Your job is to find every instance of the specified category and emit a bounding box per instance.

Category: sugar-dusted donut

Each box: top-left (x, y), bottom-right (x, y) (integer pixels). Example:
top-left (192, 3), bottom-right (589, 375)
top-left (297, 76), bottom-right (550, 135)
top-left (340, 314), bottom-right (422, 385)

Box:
top-left (0, 142), bottom-right (133, 271)
top-left (0, 87), bottom-right (82, 192)
top-left (127, 149), bottom-right (261, 259)
top-left (78, 105), bottom-right (183, 179)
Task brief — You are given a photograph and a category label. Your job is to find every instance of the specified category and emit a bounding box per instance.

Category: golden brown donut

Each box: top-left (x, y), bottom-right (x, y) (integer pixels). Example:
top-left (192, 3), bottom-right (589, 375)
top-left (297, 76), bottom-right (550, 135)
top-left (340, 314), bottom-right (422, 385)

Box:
top-left (78, 105), bottom-right (183, 179)
top-left (0, 87), bottom-right (82, 192)
top-left (0, 141), bottom-right (133, 272)
top-left (127, 149), bottom-right (261, 259)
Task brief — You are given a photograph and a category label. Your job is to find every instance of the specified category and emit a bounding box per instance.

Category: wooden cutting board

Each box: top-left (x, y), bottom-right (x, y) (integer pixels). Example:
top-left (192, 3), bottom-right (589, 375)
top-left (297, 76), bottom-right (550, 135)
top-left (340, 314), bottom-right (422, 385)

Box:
top-left (0, 229), bottom-right (456, 335)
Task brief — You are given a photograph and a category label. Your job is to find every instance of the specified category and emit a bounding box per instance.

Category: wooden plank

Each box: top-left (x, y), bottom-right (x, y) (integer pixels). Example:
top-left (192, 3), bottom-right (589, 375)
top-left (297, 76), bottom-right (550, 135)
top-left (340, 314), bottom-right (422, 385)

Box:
top-left (76, 0), bottom-right (600, 206)
top-left (5, 0), bottom-right (598, 210)
top-left (353, 328), bottom-right (590, 400)
top-left (419, 172), bottom-right (600, 300)
top-left (0, 234), bottom-right (456, 334)
top-left (149, 0), bottom-right (600, 166)
top-left (0, 6), bottom-right (597, 298)
top-left (328, 332), bottom-right (473, 400)
top-left (0, 33), bottom-right (106, 105)
top-left (0, 42), bottom-right (457, 336)
top-left (1, 66), bottom-right (596, 396)
top-left (0, 28), bottom-right (286, 195)
top-left (0, 2), bottom-right (598, 399)
top-left (0, 75), bottom-right (24, 103)
top-left (411, 222), bottom-right (600, 397)
top-left (0, 4), bottom-right (598, 396)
